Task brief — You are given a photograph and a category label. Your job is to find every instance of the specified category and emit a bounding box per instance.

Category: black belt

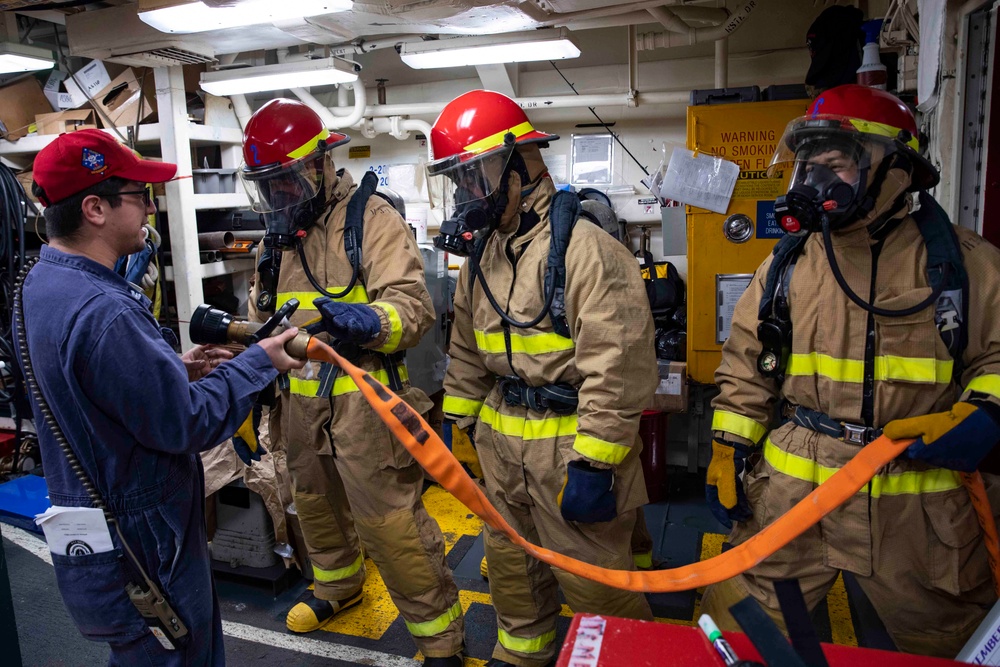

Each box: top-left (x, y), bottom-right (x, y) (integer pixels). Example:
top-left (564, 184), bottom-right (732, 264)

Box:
top-left (497, 376), bottom-right (578, 415)
top-left (789, 405), bottom-right (883, 445)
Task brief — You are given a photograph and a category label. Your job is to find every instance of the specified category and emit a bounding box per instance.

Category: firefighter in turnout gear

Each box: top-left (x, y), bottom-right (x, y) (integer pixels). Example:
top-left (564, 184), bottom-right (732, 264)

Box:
top-left (243, 99), bottom-right (464, 666)
top-left (431, 90), bottom-right (656, 667)
top-left (700, 84), bottom-right (1000, 657)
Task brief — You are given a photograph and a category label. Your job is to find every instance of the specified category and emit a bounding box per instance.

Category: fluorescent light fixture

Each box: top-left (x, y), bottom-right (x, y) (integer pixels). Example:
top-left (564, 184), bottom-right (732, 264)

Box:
top-left (138, 0), bottom-right (351, 35)
top-left (399, 28), bottom-right (580, 70)
top-left (0, 42), bottom-right (54, 74)
top-left (200, 57), bottom-right (358, 96)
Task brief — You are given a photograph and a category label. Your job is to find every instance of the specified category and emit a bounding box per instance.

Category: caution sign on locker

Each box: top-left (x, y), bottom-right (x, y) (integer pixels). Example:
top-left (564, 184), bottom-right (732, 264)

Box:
top-left (686, 99), bottom-right (810, 384)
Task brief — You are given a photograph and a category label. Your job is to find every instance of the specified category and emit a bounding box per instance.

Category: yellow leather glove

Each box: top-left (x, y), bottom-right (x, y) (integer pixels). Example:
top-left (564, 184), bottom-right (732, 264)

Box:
top-left (232, 405), bottom-right (266, 466)
top-left (705, 438), bottom-right (752, 529)
top-left (884, 400), bottom-right (1000, 472)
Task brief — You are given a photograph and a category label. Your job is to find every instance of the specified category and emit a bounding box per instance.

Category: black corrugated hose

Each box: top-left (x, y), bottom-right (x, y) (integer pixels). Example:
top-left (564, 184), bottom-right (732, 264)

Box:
top-left (0, 162), bottom-right (34, 475)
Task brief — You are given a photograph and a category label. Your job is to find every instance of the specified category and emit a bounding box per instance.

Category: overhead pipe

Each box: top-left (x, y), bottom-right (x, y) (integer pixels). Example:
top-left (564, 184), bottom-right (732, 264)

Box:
top-left (351, 116), bottom-right (435, 159)
top-left (642, 1), bottom-right (757, 47)
top-left (715, 37), bottom-right (728, 88)
top-left (293, 81), bottom-right (366, 130)
top-left (327, 90), bottom-right (688, 120)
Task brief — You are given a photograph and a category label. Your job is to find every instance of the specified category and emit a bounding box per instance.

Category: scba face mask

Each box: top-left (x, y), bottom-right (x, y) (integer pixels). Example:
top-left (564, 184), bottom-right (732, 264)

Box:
top-left (774, 135), bottom-right (875, 235)
top-left (241, 153), bottom-right (327, 250)
top-left (774, 158), bottom-right (862, 235)
top-left (427, 135), bottom-right (517, 257)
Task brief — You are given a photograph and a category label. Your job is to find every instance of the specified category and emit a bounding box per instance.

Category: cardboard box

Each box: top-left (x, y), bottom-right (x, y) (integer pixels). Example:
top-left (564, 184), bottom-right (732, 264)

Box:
top-left (34, 109), bottom-right (98, 135)
top-left (15, 170), bottom-right (38, 203)
top-left (646, 360), bottom-right (688, 413)
top-left (91, 68), bottom-right (156, 129)
top-left (42, 70), bottom-right (75, 110)
top-left (0, 76), bottom-right (53, 140)
top-left (62, 59), bottom-right (112, 109)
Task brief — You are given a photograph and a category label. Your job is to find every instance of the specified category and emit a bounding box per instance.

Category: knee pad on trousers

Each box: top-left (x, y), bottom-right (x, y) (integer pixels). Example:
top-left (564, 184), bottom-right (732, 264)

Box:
top-left (354, 509), bottom-right (440, 598)
top-left (484, 531), bottom-right (559, 620)
top-left (293, 491), bottom-right (353, 552)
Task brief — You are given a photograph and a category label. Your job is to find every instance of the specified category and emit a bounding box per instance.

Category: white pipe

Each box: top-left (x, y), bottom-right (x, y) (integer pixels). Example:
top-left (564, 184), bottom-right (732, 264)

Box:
top-left (668, 6), bottom-right (728, 25)
top-left (715, 38), bottom-right (728, 88)
top-left (230, 94), bottom-right (253, 130)
top-left (291, 87), bottom-right (340, 127)
top-left (328, 91), bottom-right (688, 119)
top-left (351, 116), bottom-right (435, 160)
top-left (647, 5), bottom-right (693, 35)
top-left (337, 83), bottom-right (349, 108)
top-left (639, 1), bottom-right (757, 47)
top-left (628, 25), bottom-right (638, 93)
top-left (294, 82), bottom-right (366, 129)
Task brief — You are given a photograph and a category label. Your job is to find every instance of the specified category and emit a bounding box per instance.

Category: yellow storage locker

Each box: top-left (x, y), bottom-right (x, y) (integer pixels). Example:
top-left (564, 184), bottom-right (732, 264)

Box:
top-left (686, 99), bottom-right (810, 384)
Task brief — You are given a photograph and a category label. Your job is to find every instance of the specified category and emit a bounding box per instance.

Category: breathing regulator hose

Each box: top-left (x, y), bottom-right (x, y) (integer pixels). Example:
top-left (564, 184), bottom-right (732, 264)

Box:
top-left (820, 216), bottom-right (947, 317)
top-left (14, 259), bottom-right (188, 642)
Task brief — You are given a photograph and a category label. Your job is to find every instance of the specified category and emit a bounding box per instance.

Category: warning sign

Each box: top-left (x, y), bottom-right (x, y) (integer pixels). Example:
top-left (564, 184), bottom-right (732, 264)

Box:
top-left (733, 170), bottom-right (785, 200)
top-left (756, 200), bottom-right (785, 239)
top-left (713, 129), bottom-right (777, 171)
top-left (348, 145), bottom-right (371, 159)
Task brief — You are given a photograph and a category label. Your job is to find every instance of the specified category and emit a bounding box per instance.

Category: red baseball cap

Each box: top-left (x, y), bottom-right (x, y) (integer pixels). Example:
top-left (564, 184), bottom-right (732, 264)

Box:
top-left (32, 129), bottom-right (178, 206)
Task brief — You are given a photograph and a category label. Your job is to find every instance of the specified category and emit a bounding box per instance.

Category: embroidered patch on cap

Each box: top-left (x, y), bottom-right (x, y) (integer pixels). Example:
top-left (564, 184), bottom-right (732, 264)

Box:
top-left (82, 147), bottom-right (107, 174)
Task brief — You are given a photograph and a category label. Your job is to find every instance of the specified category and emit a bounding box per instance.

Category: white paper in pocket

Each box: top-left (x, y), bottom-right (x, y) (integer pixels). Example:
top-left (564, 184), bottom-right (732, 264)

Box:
top-left (35, 506), bottom-right (114, 556)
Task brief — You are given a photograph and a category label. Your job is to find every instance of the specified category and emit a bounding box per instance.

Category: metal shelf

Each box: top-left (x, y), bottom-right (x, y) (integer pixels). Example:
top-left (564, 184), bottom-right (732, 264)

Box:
top-left (162, 257), bottom-right (254, 282)
top-left (0, 121), bottom-right (243, 158)
top-left (156, 192), bottom-right (250, 211)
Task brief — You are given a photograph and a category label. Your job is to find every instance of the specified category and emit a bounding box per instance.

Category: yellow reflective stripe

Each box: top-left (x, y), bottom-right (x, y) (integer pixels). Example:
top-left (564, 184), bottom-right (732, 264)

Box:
top-left (573, 433), bottom-right (630, 465)
top-left (763, 439), bottom-right (962, 498)
top-left (287, 128), bottom-right (331, 159)
top-left (968, 374), bottom-right (1000, 400)
top-left (788, 353), bottom-right (864, 382)
top-left (369, 301), bottom-right (403, 354)
top-left (474, 329), bottom-right (575, 355)
top-left (788, 352), bottom-right (951, 384)
top-left (711, 410), bottom-right (767, 443)
top-left (277, 287), bottom-right (370, 309)
top-left (312, 553), bottom-right (363, 582)
top-left (442, 395), bottom-right (484, 417)
top-left (464, 121), bottom-right (535, 154)
top-left (498, 627), bottom-right (557, 655)
top-left (847, 118), bottom-right (919, 151)
top-left (404, 601), bottom-right (462, 638)
top-left (479, 405), bottom-right (578, 440)
top-left (289, 367), bottom-right (408, 397)
top-left (874, 355), bottom-right (952, 384)
top-left (633, 551), bottom-right (653, 569)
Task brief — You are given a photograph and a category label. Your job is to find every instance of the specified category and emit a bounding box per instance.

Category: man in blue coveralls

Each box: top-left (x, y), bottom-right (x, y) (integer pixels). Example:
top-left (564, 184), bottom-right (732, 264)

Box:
top-left (18, 129), bottom-right (305, 665)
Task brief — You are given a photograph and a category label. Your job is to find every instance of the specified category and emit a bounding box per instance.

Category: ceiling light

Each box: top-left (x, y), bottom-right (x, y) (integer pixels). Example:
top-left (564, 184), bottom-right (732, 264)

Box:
top-left (0, 42), bottom-right (54, 74)
top-left (399, 28), bottom-right (580, 70)
top-left (199, 57), bottom-right (358, 96)
top-left (138, 0), bottom-right (352, 35)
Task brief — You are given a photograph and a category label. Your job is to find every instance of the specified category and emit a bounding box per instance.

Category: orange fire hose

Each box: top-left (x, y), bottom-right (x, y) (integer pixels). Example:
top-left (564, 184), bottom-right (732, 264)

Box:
top-left (307, 337), bottom-right (1000, 594)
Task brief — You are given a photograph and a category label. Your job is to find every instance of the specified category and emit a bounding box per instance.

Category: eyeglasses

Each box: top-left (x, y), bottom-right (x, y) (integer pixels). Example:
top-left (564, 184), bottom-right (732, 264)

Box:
top-left (114, 189), bottom-right (152, 207)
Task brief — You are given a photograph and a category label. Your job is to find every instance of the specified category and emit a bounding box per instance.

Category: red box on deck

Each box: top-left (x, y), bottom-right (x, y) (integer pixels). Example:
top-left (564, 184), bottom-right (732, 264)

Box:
top-left (556, 613), bottom-right (966, 667)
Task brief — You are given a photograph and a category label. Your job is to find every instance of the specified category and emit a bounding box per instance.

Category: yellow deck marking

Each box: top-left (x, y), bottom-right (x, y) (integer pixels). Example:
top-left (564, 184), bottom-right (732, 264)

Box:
top-left (422, 484), bottom-right (485, 549)
top-left (828, 574), bottom-right (858, 647)
top-left (320, 558), bottom-right (399, 639)
top-left (311, 485), bottom-right (858, 649)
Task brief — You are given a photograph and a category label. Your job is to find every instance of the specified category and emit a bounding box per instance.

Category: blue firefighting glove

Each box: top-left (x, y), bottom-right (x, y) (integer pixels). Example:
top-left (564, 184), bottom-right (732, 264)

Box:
top-left (883, 400), bottom-right (1000, 472)
top-left (232, 405), bottom-right (266, 466)
top-left (705, 438), bottom-right (753, 530)
top-left (558, 460), bottom-right (617, 523)
top-left (308, 297), bottom-right (381, 344)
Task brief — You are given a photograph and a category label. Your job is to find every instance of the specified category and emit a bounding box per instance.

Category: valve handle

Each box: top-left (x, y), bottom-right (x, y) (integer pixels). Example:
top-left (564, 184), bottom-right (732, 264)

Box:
top-left (249, 298), bottom-right (299, 344)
